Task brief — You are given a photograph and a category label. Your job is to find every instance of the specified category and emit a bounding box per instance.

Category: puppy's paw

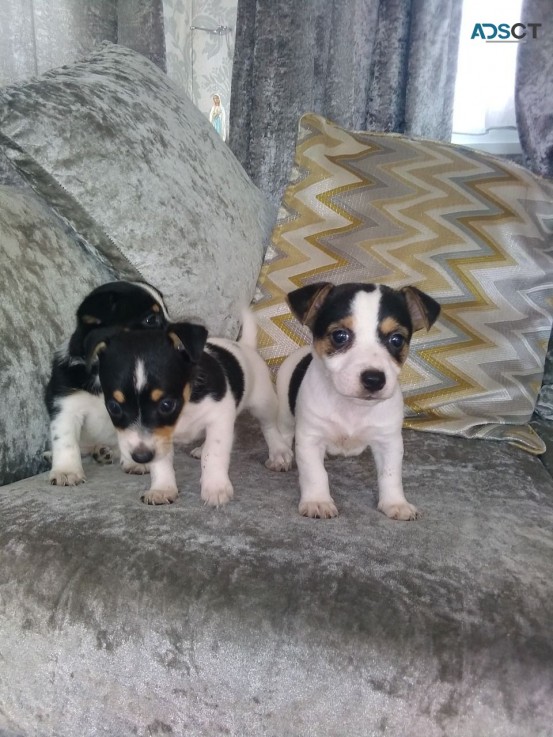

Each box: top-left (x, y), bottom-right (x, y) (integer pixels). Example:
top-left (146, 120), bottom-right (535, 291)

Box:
top-left (49, 468), bottom-right (86, 486)
top-left (121, 459), bottom-right (150, 475)
top-left (190, 445), bottom-right (203, 460)
top-left (378, 500), bottom-right (419, 521)
top-left (141, 488), bottom-right (178, 505)
top-left (201, 479), bottom-right (234, 507)
top-left (299, 499), bottom-right (339, 519)
top-left (92, 445), bottom-right (113, 465)
top-left (265, 448), bottom-right (294, 472)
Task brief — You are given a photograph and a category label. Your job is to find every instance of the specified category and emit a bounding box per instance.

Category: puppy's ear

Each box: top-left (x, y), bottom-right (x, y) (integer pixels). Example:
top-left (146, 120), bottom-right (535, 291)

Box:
top-left (167, 323), bottom-right (208, 363)
top-left (82, 325), bottom-right (125, 369)
top-left (401, 286), bottom-right (441, 332)
top-left (287, 282), bottom-right (334, 330)
top-left (83, 331), bottom-right (108, 370)
top-left (76, 289), bottom-right (118, 327)
top-left (88, 340), bottom-right (107, 366)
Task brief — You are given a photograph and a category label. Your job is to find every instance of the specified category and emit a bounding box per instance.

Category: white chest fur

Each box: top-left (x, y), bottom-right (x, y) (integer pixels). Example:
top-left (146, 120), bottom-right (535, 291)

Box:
top-left (296, 358), bottom-right (404, 456)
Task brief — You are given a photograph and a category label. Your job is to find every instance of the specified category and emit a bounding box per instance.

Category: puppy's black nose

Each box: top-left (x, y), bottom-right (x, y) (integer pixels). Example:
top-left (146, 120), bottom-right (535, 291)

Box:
top-left (360, 370), bottom-right (386, 392)
top-left (131, 448), bottom-right (154, 464)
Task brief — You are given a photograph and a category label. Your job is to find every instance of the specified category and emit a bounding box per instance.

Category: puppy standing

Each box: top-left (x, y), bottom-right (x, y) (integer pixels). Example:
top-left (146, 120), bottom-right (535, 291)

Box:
top-left (90, 310), bottom-right (293, 505)
top-left (46, 281), bottom-right (169, 485)
top-left (276, 282), bottom-right (440, 520)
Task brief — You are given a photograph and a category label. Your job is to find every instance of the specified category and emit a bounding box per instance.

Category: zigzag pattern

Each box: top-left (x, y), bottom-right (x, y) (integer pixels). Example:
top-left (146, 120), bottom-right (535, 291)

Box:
top-left (253, 114), bottom-right (553, 453)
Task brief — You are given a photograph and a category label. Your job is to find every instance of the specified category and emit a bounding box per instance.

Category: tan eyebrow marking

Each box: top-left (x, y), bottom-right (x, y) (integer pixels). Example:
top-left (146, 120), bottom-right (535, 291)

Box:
top-left (314, 316), bottom-right (355, 358)
top-left (152, 304), bottom-right (160, 312)
top-left (379, 317), bottom-right (409, 336)
top-left (82, 315), bottom-right (101, 325)
top-left (113, 390), bottom-right (125, 403)
top-left (151, 388), bottom-right (163, 402)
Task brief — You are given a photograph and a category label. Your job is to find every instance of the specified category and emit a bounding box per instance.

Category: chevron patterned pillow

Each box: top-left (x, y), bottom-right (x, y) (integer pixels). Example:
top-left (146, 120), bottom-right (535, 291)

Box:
top-left (252, 114), bottom-right (553, 453)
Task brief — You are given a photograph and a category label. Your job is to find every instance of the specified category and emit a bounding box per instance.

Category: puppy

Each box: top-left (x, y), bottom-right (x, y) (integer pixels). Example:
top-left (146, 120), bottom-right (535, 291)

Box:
top-left (46, 281), bottom-right (169, 485)
top-left (89, 310), bottom-right (293, 506)
top-left (276, 281), bottom-right (440, 520)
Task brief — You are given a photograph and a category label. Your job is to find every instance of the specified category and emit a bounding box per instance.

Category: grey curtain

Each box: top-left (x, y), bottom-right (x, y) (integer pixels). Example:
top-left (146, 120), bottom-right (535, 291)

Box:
top-left (229, 0), bottom-right (462, 205)
top-left (116, 0), bottom-right (167, 72)
top-left (0, 0), bottom-right (166, 87)
top-left (515, 0), bottom-right (553, 179)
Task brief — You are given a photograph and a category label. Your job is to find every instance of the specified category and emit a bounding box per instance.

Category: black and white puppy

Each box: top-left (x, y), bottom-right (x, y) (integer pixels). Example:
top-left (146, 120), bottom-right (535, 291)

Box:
top-left (46, 281), bottom-right (169, 485)
top-left (89, 310), bottom-right (293, 506)
top-left (276, 281), bottom-right (441, 520)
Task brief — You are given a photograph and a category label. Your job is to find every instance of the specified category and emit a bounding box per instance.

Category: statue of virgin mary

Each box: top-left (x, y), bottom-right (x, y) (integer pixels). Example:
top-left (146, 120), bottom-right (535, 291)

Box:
top-left (209, 93), bottom-right (226, 142)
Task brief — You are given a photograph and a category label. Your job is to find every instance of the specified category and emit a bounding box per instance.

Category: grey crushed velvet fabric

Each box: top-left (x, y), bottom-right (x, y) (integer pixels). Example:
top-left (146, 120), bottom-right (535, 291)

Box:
top-left (117, 0), bottom-right (167, 72)
top-left (0, 0), bottom-right (168, 88)
top-left (0, 149), bottom-right (28, 188)
top-left (515, 0), bottom-right (553, 180)
top-left (0, 42), bottom-right (275, 337)
top-left (0, 416), bottom-right (552, 736)
top-left (517, 0), bottom-right (553, 421)
top-left (532, 418), bottom-right (553, 474)
top-left (536, 331), bottom-right (553, 421)
top-left (229, 0), bottom-right (462, 204)
top-left (0, 0), bottom-right (117, 87)
top-left (0, 185), bottom-right (117, 486)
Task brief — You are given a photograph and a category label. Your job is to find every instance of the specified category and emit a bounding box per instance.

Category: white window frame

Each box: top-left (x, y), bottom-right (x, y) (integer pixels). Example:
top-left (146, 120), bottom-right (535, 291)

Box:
top-left (451, 0), bottom-right (523, 156)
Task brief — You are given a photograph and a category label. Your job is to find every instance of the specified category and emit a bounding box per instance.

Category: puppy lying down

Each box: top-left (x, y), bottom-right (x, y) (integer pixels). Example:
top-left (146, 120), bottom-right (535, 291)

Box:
top-left (46, 281), bottom-right (169, 486)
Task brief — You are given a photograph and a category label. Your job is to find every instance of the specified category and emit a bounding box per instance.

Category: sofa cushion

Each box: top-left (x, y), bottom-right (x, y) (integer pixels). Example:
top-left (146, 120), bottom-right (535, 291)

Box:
top-left (0, 417), bottom-right (552, 736)
top-left (253, 113), bottom-right (553, 453)
top-left (0, 42), bottom-right (275, 337)
top-left (0, 185), bottom-right (117, 485)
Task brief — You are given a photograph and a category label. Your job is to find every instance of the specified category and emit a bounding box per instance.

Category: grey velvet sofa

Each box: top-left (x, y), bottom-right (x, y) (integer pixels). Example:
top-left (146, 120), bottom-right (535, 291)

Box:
top-left (1, 44), bottom-right (553, 737)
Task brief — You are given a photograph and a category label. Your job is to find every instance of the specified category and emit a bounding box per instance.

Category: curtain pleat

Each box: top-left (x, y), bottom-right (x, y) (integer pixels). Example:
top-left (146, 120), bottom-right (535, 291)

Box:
top-left (0, 0), bottom-right (117, 86)
top-left (515, 0), bottom-right (553, 179)
top-left (117, 0), bottom-right (167, 72)
top-left (0, 0), bottom-right (167, 87)
top-left (229, 0), bottom-right (462, 204)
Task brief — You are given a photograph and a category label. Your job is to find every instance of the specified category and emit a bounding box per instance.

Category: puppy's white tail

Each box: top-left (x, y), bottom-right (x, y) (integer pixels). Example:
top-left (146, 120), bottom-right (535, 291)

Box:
top-left (238, 307), bottom-right (258, 349)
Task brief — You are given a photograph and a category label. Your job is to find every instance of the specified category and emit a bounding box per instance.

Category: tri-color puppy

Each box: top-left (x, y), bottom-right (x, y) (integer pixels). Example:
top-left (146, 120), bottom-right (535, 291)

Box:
top-left (276, 281), bottom-right (441, 520)
top-left (46, 281), bottom-right (169, 485)
top-left (88, 310), bottom-right (293, 506)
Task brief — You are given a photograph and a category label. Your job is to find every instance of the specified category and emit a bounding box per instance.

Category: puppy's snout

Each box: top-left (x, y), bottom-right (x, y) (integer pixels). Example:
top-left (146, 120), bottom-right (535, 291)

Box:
top-left (360, 370), bottom-right (386, 392)
top-left (131, 446), bottom-right (154, 464)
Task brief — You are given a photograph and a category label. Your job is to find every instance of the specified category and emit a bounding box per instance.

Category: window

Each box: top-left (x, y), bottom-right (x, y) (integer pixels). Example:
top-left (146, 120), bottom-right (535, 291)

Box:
top-left (451, 0), bottom-right (523, 155)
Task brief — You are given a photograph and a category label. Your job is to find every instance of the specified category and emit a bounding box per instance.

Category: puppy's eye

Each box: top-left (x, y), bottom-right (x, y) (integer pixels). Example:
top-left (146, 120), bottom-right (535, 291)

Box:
top-left (143, 312), bottom-right (161, 327)
top-left (330, 329), bottom-right (351, 348)
top-left (158, 398), bottom-right (177, 415)
top-left (389, 333), bottom-right (406, 349)
top-left (106, 399), bottom-right (123, 418)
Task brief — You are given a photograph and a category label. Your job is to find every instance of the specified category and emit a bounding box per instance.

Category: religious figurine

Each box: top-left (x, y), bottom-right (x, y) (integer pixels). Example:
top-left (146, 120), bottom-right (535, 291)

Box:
top-left (209, 93), bottom-right (226, 141)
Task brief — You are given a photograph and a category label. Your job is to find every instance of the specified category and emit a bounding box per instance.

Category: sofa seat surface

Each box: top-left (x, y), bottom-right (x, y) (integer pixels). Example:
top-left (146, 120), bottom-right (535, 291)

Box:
top-left (1, 418), bottom-right (552, 737)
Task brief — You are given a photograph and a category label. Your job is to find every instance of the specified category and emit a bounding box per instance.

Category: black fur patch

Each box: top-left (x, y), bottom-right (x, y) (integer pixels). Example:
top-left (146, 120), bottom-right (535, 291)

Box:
top-left (45, 357), bottom-right (102, 419)
top-left (95, 331), bottom-right (245, 433)
top-left (377, 285), bottom-right (414, 336)
top-left (311, 283), bottom-right (377, 339)
top-left (190, 351), bottom-right (227, 404)
top-left (289, 353), bottom-right (313, 415)
top-left (377, 286), bottom-right (414, 362)
top-left (46, 281), bottom-right (169, 419)
top-left (69, 281), bottom-right (168, 357)
top-left (97, 330), bottom-right (197, 430)
top-left (204, 343), bottom-right (245, 406)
